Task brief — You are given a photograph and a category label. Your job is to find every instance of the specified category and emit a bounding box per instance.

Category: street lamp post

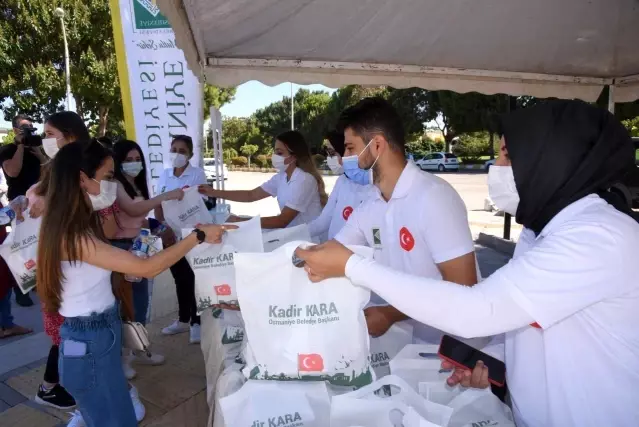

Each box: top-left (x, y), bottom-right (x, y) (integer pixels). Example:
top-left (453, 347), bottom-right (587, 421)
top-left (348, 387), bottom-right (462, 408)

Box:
top-left (54, 7), bottom-right (72, 112)
top-left (290, 82), bottom-right (294, 130)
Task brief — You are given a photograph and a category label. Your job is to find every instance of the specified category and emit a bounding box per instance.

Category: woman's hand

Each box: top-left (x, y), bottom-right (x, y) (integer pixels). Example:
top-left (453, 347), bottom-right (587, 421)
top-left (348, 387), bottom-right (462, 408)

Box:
top-left (442, 360), bottom-right (490, 389)
top-left (198, 185), bottom-right (217, 198)
top-left (162, 188), bottom-right (184, 202)
top-left (197, 223), bottom-right (238, 244)
top-left (294, 240), bottom-right (354, 282)
top-left (29, 198), bottom-right (44, 219)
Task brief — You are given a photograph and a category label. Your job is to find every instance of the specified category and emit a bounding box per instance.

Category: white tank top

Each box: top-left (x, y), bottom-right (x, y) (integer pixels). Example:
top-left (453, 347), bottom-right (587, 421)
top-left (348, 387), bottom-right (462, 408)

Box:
top-left (58, 260), bottom-right (115, 318)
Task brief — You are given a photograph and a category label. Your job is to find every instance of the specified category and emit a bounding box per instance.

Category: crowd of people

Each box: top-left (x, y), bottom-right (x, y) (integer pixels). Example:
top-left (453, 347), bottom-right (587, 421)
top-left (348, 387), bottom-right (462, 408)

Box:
top-left (0, 96), bottom-right (637, 427)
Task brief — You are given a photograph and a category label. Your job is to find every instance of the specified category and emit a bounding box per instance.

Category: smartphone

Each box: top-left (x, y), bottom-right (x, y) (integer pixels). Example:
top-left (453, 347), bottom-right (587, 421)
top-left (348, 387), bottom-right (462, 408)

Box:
top-left (438, 334), bottom-right (506, 387)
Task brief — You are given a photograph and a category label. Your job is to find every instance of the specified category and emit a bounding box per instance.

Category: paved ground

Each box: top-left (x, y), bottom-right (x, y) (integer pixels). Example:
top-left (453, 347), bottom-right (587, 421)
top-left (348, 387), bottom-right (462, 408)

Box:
top-left (0, 169), bottom-right (514, 426)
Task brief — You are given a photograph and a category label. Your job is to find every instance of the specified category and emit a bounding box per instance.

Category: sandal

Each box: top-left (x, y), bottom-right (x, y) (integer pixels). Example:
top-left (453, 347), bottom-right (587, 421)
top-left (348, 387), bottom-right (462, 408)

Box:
top-left (0, 324), bottom-right (33, 339)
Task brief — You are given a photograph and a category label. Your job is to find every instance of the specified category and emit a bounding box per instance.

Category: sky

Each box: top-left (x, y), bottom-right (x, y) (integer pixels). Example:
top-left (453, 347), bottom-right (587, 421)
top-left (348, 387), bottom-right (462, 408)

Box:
top-left (220, 81), bottom-right (336, 118)
top-left (0, 81), bottom-right (334, 132)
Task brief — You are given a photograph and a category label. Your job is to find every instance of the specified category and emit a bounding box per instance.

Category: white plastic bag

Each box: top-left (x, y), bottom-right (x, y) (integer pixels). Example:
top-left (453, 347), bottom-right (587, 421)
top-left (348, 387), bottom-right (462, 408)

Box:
top-left (389, 345), bottom-right (450, 392)
top-left (261, 224), bottom-right (311, 252)
top-left (219, 380), bottom-right (331, 427)
top-left (330, 375), bottom-right (452, 427)
top-left (446, 388), bottom-right (515, 427)
top-left (184, 216), bottom-right (263, 313)
top-left (418, 382), bottom-right (463, 406)
top-left (235, 241), bottom-right (374, 388)
top-left (213, 362), bottom-right (247, 427)
top-left (161, 186), bottom-right (212, 234)
top-left (369, 321), bottom-right (414, 379)
top-left (0, 213), bottom-right (41, 294)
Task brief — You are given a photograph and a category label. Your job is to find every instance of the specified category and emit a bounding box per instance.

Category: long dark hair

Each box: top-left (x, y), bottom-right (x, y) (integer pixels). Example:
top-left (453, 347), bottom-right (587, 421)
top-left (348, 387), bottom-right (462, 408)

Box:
top-left (36, 112), bottom-right (91, 198)
top-left (277, 130), bottom-right (328, 206)
top-left (113, 140), bottom-right (150, 200)
top-left (37, 140), bottom-right (112, 313)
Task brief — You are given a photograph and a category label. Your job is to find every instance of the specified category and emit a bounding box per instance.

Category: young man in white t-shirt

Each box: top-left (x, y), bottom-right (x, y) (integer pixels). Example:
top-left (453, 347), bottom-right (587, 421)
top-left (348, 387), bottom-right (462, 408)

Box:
top-left (334, 97), bottom-right (478, 343)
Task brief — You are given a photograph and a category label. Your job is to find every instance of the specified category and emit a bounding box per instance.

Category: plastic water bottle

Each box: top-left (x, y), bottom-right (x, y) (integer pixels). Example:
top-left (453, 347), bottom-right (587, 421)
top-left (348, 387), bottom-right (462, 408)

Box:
top-left (0, 196), bottom-right (28, 225)
top-left (125, 230), bottom-right (150, 283)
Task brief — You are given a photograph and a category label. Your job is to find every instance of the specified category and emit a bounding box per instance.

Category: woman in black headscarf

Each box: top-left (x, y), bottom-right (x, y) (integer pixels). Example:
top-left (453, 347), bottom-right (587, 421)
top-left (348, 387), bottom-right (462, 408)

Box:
top-left (295, 100), bottom-right (639, 427)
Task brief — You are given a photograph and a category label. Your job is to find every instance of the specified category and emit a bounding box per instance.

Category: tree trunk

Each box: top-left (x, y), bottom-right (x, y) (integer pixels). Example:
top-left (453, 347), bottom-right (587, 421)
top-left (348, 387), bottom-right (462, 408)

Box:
top-left (98, 106), bottom-right (109, 137)
top-left (73, 94), bottom-right (83, 117)
top-left (444, 133), bottom-right (455, 153)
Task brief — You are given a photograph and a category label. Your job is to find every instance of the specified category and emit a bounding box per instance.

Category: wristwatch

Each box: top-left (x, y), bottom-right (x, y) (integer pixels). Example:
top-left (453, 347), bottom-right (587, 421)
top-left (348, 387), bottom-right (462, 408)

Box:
top-left (193, 228), bottom-right (206, 244)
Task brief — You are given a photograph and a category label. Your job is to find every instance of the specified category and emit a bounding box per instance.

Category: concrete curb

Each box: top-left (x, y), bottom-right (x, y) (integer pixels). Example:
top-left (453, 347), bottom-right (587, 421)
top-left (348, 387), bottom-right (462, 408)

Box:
top-left (476, 232), bottom-right (516, 257)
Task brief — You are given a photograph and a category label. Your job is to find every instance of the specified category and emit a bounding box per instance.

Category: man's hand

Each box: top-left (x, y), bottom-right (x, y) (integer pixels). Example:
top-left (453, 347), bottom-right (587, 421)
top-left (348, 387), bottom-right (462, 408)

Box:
top-left (442, 359), bottom-right (490, 389)
top-left (364, 306), bottom-right (395, 338)
top-left (29, 147), bottom-right (48, 163)
top-left (294, 240), bottom-right (353, 282)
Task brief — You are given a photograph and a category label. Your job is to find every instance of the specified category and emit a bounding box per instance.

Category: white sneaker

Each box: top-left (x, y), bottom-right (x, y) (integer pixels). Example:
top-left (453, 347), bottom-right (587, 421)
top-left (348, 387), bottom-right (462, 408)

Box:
top-left (189, 324), bottom-right (201, 344)
top-left (122, 350), bottom-right (137, 380)
top-left (130, 385), bottom-right (146, 422)
top-left (133, 349), bottom-right (165, 366)
top-left (161, 320), bottom-right (189, 335)
top-left (67, 410), bottom-right (87, 427)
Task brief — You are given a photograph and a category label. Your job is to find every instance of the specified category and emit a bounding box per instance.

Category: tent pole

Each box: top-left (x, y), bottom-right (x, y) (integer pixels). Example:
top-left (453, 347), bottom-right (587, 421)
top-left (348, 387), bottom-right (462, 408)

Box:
top-left (502, 96), bottom-right (516, 240)
top-left (290, 83), bottom-right (295, 129)
top-left (608, 84), bottom-right (615, 113)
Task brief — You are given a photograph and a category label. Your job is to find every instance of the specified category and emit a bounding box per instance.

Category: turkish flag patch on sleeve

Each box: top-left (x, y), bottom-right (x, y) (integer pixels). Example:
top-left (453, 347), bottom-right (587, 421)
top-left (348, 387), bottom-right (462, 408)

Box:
top-left (298, 353), bottom-right (324, 372)
top-left (342, 206), bottom-right (353, 220)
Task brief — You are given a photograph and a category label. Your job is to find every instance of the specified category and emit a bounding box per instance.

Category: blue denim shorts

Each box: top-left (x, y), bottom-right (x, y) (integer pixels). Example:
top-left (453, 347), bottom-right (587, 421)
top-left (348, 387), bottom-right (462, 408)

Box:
top-left (59, 304), bottom-right (137, 427)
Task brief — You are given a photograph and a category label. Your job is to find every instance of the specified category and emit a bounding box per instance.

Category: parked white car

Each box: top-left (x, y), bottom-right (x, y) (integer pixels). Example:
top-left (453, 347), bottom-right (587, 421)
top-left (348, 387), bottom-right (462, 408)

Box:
top-left (415, 152), bottom-right (459, 172)
top-left (203, 158), bottom-right (229, 182)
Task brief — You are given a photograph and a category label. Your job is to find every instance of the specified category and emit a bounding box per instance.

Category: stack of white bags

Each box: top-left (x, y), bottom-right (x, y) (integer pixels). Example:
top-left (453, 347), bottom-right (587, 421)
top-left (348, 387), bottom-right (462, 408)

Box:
top-left (161, 193), bottom-right (515, 427)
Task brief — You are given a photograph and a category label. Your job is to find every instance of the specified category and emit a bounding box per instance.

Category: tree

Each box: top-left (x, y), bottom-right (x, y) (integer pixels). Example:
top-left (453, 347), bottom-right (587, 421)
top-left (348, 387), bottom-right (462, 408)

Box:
top-left (0, 0), bottom-right (121, 135)
top-left (204, 85), bottom-right (237, 120)
top-left (240, 144), bottom-right (259, 167)
top-left (623, 116), bottom-right (639, 137)
top-left (2, 130), bottom-right (15, 145)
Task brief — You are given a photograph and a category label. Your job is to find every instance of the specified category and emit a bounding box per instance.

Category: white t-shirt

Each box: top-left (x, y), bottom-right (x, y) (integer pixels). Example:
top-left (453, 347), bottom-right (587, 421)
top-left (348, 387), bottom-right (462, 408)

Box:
top-left (335, 161), bottom-right (475, 342)
top-left (496, 194), bottom-right (639, 427)
top-left (308, 175), bottom-right (375, 242)
top-left (260, 168), bottom-right (323, 228)
top-left (59, 261), bottom-right (115, 318)
top-left (156, 164), bottom-right (207, 195)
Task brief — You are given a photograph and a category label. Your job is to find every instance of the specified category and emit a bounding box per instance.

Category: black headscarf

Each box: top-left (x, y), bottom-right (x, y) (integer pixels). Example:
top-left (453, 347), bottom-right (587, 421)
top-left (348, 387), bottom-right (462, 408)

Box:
top-left (501, 99), bottom-right (636, 235)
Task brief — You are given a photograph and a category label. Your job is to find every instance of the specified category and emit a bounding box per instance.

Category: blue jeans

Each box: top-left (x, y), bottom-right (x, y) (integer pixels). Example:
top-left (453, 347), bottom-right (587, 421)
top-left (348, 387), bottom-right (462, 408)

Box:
top-left (110, 239), bottom-right (150, 325)
top-left (59, 304), bottom-right (136, 427)
top-left (0, 288), bottom-right (14, 328)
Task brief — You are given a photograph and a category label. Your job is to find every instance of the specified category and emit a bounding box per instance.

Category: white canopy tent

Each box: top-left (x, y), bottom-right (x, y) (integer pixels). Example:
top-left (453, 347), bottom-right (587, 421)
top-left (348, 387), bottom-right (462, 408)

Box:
top-left (157, 0), bottom-right (639, 104)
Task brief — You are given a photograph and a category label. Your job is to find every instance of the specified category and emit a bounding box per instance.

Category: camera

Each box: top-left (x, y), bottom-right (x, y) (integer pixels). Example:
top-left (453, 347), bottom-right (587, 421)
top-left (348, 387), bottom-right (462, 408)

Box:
top-left (18, 124), bottom-right (43, 147)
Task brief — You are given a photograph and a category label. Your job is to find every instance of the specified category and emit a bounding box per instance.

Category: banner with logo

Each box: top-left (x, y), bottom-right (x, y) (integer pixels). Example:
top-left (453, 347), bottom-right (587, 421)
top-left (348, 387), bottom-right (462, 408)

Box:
top-left (109, 0), bottom-right (203, 195)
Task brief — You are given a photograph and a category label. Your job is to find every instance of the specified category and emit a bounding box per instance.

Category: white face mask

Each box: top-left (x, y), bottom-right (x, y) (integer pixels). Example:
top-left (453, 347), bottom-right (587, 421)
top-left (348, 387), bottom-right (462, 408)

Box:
top-left (87, 179), bottom-right (118, 211)
top-left (170, 153), bottom-right (188, 168)
top-left (42, 137), bottom-right (62, 159)
top-left (488, 165), bottom-right (520, 216)
top-left (122, 162), bottom-right (143, 178)
top-left (271, 154), bottom-right (289, 172)
top-left (326, 155), bottom-right (343, 174)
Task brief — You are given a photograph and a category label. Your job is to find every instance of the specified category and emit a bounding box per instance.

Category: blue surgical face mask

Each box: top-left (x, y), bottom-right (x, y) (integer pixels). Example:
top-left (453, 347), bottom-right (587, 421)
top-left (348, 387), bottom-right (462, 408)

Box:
top-left (342, 155), bottom-right (371, 185)
top-left (342, 139), bottom-right (377, 185)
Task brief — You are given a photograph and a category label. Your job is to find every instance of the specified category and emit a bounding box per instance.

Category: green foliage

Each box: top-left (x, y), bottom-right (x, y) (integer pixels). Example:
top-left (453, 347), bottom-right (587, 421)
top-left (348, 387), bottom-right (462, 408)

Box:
top-left (204, 85), bottom-right (237, 120)
top-left (2, 130), bottom-right (16, 145)
top-left (453, 132), bottom-right (492, 162)
top-left (240, 143), bottom-right (259, 166)
top-left (230, 156), bottom-right (248, 166)
top-left (623, 116), bottom-right (639, 137)
top-left (255, 154), bottom-right (270, 168)
top-left (223, 148), bottom-right (238, 162)
top-left (405, 137), bottom-right (444, 157)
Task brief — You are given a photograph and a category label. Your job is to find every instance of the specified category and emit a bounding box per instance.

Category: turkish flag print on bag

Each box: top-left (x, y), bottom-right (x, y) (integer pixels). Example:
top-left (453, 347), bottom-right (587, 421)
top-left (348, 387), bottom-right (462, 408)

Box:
top-left (298, 353), bottom-right (324, 372)
top-left (215, 284), bottom-right (232, 296)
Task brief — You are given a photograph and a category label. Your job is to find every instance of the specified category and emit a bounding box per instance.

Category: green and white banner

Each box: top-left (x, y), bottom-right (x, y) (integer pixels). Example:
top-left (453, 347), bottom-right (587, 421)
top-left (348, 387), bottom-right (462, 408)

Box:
top-left (110, 0), bottom-right (202, 194)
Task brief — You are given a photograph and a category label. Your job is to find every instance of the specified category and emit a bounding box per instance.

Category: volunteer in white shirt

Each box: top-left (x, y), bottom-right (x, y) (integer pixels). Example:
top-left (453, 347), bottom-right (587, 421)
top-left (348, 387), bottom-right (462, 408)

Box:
top-left (199, 130), bottom-right (326, 229)
top-left (308, 130), bottom-right (375, 242)
top-left (154, 135), bottom-right (208, 344)
top-left (330, 98), bottom-right (478, 343)
top-left (297, 100), bottom-right (639, 427)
